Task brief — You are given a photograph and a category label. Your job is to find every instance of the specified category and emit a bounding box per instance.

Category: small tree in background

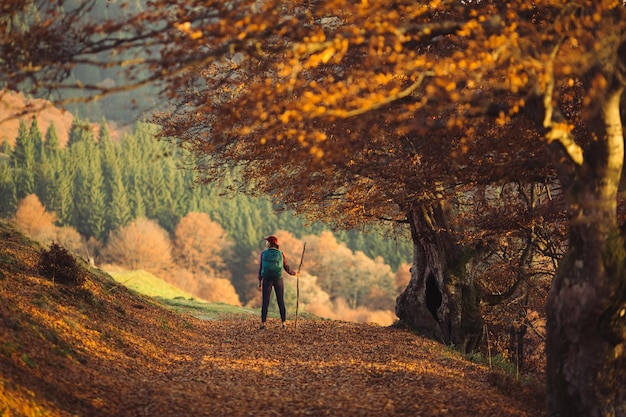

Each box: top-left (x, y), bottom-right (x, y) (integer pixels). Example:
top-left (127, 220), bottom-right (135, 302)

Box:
top-left (102, 217), bottom-right (172, 275)
top-left (13, 194), bottom-right (56, 242)
top-left (195, 275), bottom-right (241, 306)
top-left (172, 212), bottom-right (232, 277)
top-left (394, 263), bottom-right (411, 294)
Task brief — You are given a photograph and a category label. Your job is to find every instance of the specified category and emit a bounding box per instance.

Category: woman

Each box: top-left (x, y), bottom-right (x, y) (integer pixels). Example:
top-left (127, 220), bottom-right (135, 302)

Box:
top-left (258, 235), bottom-right (297, 329)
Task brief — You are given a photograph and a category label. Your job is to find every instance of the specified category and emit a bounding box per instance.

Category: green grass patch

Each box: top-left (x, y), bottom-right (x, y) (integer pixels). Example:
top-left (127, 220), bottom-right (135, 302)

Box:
top-left (106, 269), bottom-right (321, 322)
top-left (107, 269), bottom-right (259, 320)
top-left (21, 353), bottom-right (36, 368)
top-left (157, 297), bottom-right (257, 320)
top-left (108, 270), bottom-right (196, 299)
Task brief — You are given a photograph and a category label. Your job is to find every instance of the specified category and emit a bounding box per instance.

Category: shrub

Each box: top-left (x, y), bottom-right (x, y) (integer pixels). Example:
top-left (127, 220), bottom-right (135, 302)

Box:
top-left (38, 243), bottom-right (85, 286)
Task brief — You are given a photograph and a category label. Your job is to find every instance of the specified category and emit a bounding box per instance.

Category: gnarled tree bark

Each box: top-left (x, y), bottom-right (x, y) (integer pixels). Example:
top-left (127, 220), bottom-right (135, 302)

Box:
top-left (395, 201), bottom-right (483, 353)
top-left (545, 84), bottom-right (626, 417)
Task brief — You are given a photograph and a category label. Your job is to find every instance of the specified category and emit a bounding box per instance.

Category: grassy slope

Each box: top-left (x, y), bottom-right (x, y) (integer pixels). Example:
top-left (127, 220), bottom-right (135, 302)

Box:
top-left (0, 221), bottom-right (546, 417)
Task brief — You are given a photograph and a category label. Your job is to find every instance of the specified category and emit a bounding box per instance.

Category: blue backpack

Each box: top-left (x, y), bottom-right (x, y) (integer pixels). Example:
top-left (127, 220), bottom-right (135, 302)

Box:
top-left (261, 248), bottom-right (283, 280)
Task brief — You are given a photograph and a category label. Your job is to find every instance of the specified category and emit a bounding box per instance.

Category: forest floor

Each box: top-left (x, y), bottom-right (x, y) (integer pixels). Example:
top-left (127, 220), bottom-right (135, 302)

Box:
top-left (0, 221), bottom-right (546, 417)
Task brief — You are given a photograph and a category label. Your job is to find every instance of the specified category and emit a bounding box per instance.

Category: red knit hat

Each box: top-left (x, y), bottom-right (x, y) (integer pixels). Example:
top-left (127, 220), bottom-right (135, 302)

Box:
top-left (264, 236), bottom-right (278, 244)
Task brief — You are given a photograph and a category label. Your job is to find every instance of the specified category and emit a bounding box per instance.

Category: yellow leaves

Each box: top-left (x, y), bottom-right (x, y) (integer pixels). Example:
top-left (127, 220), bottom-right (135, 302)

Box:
top-left (507, 72), bottom-right (528, 92)
top-left (304, 32), bottom-right (327, 44)
top-left (174, 21), bottom-right (202, 40)
top-left (307, 46), bottom-right (337, 68)
top-left (374, 73), bottom-right (394, 85)
top-left (310, 145), bottom-right (324, 158)
top-left (304, 37), bottom-right (350, 68)
top-left (457, 57), bottom-right (482, 73)
top-left (174, 21), bottom-right (191, 32)
top-left (496, 111), bottom-right (508, 127)
top-left (279, 111), bottom-right (291, 124)
top-left (592, 12), bottom-right (602, 23)
top-left (435, 78), bottom-right (456, 92)
top-left (456, 19), bottom-right (479, 37)
top-left (510, 99), bottom-right (524, 115)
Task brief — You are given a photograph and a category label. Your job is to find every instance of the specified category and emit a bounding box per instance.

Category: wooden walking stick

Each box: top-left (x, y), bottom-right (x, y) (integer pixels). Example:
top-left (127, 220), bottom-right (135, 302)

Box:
top-left (295, 242), bottom-right (306, 331)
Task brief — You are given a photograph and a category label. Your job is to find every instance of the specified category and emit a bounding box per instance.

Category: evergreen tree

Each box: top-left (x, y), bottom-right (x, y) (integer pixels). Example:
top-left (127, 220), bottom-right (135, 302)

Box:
top-left (153, 159), bottom-right (181, 232)
top-left (70, 139), bottom-right (106, 239)
top-left (29, 118), bottom-right (43, 163)
top-left (66, 119), bottom-right (95, 149)
top-left (131, 185), bottom-right (146, 219)
top-left (166, 161), bottom-right (189, 220)
top-left (53, 162), bottom-right (73, 226)
top-left (11, 120), bottom-right (36, 199)
top-left (88, 174), bottom-right (108, 240)
top-left (0, 139), bottom-right (12, 156)
top-left (43, 122), bottom-right (61, 157)
top-left (36, 152), bottom-right (55, 209)
top-left (0, 162), bottom-right (17, 218)
top-left (143, 163), bottom-right (167, 220)
top-left (98, 119), bottom-right (119, 211)
top-left (37, 121), bottom-right (72, 225)
top-left (107, 164), bottom-right (132, 234)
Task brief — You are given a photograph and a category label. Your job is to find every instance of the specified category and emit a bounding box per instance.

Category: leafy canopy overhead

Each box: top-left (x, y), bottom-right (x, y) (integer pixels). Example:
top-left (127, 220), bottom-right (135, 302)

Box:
top-left (5, 1), bottom-right (626, 228)
top-left (154, 1), bottom-right (626, 230)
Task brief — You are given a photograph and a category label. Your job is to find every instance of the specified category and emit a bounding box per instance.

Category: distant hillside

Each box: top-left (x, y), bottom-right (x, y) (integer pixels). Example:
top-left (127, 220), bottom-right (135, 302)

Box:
top-left (0, 90), bottom-right (121, 147)
top-left (0, 220), bottom-right (546, 417)
top-left (0, 91), bottom-right (74, 147)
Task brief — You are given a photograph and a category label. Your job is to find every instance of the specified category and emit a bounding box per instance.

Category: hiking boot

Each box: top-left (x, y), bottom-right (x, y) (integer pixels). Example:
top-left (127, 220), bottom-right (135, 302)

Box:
top-left (259, 323), bottom-right (266, 330)
top-left (282, 322), bottom-right (287, 330)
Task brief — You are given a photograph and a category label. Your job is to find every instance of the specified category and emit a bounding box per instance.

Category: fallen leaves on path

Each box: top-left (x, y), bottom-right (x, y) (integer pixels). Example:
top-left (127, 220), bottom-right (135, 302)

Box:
top-left (0, 221), bottom-right (546, 417)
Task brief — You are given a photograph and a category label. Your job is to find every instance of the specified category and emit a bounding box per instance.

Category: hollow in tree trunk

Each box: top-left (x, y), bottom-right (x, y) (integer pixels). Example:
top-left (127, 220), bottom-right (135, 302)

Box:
top-left (395, 202), bottom-right (483, 353)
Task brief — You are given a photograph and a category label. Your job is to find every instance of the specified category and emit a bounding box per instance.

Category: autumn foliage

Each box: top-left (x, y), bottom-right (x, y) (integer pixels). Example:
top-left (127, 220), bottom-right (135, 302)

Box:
top-left (173, 212), bottom-right (232, 277)
top-left (13, 194), bottom-right (56, 241)
top-left (13, 194), bottom-right (84, 255)
top-left (102, 217), bottom-right (173, 273)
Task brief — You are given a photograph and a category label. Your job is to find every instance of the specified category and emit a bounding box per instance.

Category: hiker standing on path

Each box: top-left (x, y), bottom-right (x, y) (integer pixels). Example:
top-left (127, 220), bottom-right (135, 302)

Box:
top-left (258, 236), bottom-right (297, 330)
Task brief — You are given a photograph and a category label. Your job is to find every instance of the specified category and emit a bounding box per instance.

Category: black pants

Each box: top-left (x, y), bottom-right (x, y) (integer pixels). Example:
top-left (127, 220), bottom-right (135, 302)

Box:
top-left (261, 277), bottom-right (286, 322)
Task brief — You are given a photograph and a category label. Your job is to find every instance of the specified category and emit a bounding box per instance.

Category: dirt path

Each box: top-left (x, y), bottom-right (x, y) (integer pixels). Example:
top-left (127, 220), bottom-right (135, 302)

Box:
top-left (0, 222), bottom-right (546, 416)
top-left (133, 317), bottom-right (545, 417)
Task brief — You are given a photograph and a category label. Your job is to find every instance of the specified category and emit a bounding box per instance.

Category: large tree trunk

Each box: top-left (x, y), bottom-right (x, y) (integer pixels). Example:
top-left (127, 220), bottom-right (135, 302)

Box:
top-left (395, 202), bottom-right (483, 353)
top-left (546, 87), bottom-right (626, 416)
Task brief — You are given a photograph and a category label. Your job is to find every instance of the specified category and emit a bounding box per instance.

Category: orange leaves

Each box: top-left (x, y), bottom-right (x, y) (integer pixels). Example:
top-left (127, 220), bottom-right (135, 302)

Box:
top-left (434, 77), bottom-right (457, 92)
top-left (456, 19), bottom-right (480, 37)
top-left (278, 110), bottom-right (297, 124)
top-left (309, 145), bottom-right (325, 158)
top-left (302, 36), bottom-right (350, 69)
top-left (173, 21), bottom-right (202, 40)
